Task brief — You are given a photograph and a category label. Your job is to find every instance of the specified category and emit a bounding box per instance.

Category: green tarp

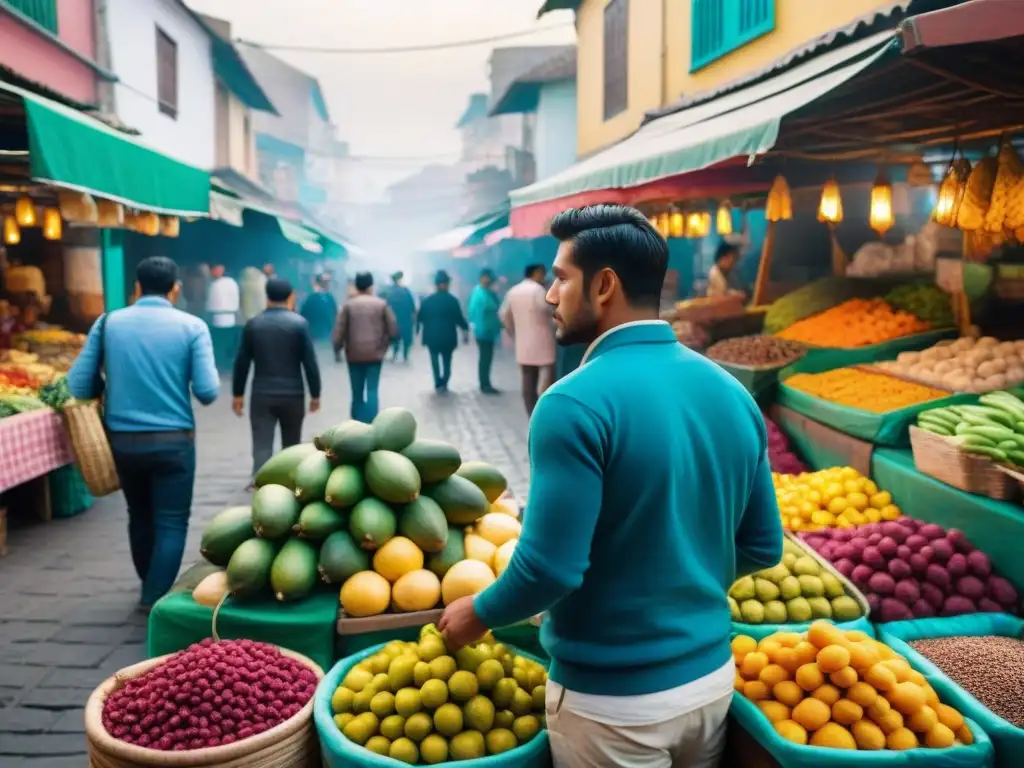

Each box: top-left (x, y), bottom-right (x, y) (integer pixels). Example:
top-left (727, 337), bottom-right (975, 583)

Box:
top-left (0, 81), bottom-right (211, 215)
top-left (871, 448), bottom-right (1024, 591)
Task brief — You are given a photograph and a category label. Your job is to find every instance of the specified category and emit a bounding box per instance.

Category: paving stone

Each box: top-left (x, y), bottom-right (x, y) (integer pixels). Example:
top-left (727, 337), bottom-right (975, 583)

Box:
top-left (20, 643), bottom-right (115, 669)
top-left (38, 668), bottom-right (108, 690)
top-left (96, 644), bottom-right (147, 674)
top-left (18, 687), bottom-right (92, 710)
top-left (0, 665), bottom-right (48, 689)
top-left (18, 757), bottom-right (90, 768)
top-left (0, 733), bottom-right (85, 756)
top-left (0, 622), bottom-right (58, 644)
top-left (54, 625), bottom-right (143, 645)
top-left (0, 707), bottom-right (58, 733)
top-left (48, 709), bottom-right (85, 734)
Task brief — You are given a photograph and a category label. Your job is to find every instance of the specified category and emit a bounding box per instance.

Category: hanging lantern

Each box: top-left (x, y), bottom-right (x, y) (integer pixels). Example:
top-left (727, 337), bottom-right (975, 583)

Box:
top-left (699, 212), bottom-right (712, 237)
top-left (716, 203), bottom-right (733, 235)
top-left (685, 212), bottom-right (702, 238)
top-left (933, 158), bottom-right (971, 227)
top-left (135, 212), bottom-right (160, 236)
top-left (97, 200), bottom-right (125, 228)
top-left (3, 215), bottom-right (20, 245)
top-left (160, 216), bottom-right (180, 238)
top-left (15, 196), bottom-right (37, 227)
top-left (57, 190), bottom-right (98, 224)
top-left (648, 215), bottom-right (658, 229)
top-left (870, 169), bottom-right (895, 235)
top-left (817, 179), bottom-right (844, 224)
top-left (42, 208), bottom-right (62, 241)
top-left (766, 175), bottom-right (793, 221)
top-left (669, 211), bottom-right (685, 238)
top-left (656, 212), bottom-right (671, 238)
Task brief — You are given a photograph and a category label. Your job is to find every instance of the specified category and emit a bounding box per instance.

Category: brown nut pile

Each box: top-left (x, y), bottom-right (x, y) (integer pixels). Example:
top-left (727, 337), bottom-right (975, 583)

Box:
top-left (706, 335), bottom-right (805, 367)
top-left (909, 635), bottom-right (1024, 727)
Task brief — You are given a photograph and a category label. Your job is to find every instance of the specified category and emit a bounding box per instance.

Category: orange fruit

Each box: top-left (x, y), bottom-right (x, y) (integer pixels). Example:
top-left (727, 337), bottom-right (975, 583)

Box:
top-left (740, 652), bottom-right (770, 680)
top-left (759, 664), bottom-right (789, 688)
top-left (809, 722), bottom-right (856, 749)
top-left (923, 684), bottom-right (940, 708)
top-left (844, 630), bottom-right (870, 643)
top-left (795, 663), bottom-right (825, 692)
top-left (871, 709), bottom-right (905, 735)
top-left (810, 684), bottom-right (841, 707)
top-left (775, 647), bottom-right (800, 673)
top-left (832, 699), bottom-right (863, 726)
top-left (773, 681), bottom-right (804, 708)
top-left (846, 682), bottom-right (878, 708)
top-left (808, 621), bottom-right (846, 650)
top-left (792, 642), bottom-right (819, 667)
top-left (846, 642), bottom-right (879, 672)
top-left (935, 703), bottom-right (964, 732)
top-left (887, 682), bottom-right (926, 715)
top-left (907, 705), bottom-right (938, 733)
top-left (864, 663), bottom-right (897, 692)
top-left (925, 723), bottom-right (956, 749)
top-left (867, 696), bottom-right (891, 719)
top-left (816, 645), bottom-right (851, 674)
top-left (880, 659), bottom-right (912, 683)
top-left (829, 666), bottom-right (858, 689)
top-left (734, 671), bottom-right (745, 693)
top-left (774, 632), bottom-right (802, 649)
top-left (886, 727), bottom-right (919, 750)
top-left (774, 719), bottom-right (808, 745)
top-left (731, 635), bottom-right (757, 663)
top-left (758, 639), bottom-right (782, 661)
top-left (957, 724), bottom-right (974, 745)
top-left (743, 681), bottom-right (770, 701)
top-left (851, 720), bottom-right (886, 751)
top-left (792, 698), bottom-right (831, 732)
top-left (757, 701), bottom-right (791, 724)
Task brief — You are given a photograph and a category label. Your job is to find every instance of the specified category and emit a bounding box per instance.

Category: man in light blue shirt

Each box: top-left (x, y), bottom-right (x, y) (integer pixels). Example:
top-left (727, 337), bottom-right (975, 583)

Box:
top-left (67, 256), bottom-right (219, 610)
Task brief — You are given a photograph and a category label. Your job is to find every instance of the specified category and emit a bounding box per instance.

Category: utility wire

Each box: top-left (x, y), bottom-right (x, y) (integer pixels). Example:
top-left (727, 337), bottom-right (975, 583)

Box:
top-left (238, 22), bottom-right (573, 54)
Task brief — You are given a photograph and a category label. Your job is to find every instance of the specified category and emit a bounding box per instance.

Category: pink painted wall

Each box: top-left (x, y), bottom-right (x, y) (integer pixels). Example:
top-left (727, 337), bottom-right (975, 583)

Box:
top-left (0, 1), bottom-right (97, 104)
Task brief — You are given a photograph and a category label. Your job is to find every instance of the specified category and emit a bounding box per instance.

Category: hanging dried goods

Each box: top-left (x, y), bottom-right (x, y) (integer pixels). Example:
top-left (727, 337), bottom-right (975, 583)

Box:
top-left (956, 156), bottom-right (997, 232)
top-left (983, 138), bottom-right (1024, 233)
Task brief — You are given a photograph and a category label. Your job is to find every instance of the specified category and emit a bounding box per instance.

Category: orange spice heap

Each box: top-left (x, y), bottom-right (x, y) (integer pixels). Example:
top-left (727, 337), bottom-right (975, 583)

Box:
top-left (776, 299), bottom-right (930, 348)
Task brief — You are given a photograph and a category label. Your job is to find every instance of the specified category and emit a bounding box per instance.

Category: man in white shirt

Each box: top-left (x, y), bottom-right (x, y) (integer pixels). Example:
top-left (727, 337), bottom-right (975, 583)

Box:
top-left (208, 264), bottom-right (240, 372)
top-left (500, 264), bottom-right (556, 416)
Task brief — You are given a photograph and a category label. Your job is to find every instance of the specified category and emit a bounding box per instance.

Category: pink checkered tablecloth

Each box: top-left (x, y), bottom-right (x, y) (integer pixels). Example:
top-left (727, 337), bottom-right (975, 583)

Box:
top-left (0, 410), bottom-right (75, 493)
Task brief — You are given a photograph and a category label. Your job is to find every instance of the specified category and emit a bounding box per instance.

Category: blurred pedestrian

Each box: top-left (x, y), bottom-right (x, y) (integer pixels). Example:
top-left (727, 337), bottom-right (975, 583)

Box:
top-left (233, 278), bottom-right (321, 485)
top-left (239, 265), bottom-right (268, 324)
top-left (332, 272), bottom-right (398, 422)
top-left (386, 271), bottom-right (416, 363)
top-left (66, 256), bottom-right (219, 611)
top-left (501, 264), bottom-right (556, 416)
top-left (207, 264), bottom-right (241, 371)
top-left (706, 242), bottom-right (743, 298)
top-left (467, 268), bottom-right (501, 394)
top-left (300, 273), bottom-right (339, 344)
top-left (417, 270), bottom-right (468, 394)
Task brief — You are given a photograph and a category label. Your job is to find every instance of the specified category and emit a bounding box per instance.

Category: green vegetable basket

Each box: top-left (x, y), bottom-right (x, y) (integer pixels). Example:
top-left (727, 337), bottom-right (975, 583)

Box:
top-left (880, 614), bottom-right (1024, 768)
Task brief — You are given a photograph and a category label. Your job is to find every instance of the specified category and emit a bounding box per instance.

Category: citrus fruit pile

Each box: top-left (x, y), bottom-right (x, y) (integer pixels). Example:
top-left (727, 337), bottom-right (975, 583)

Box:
top-left (331, 625), bottom-right (547, 764)
top-left (734, 621), bottom-right (972, 751)
top-left (773, 466), bottom-right (902, 532)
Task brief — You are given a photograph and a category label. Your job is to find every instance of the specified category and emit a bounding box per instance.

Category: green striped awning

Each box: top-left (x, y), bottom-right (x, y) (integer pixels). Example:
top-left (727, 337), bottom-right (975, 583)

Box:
top-left (277, 217), bottom-right (323, 253)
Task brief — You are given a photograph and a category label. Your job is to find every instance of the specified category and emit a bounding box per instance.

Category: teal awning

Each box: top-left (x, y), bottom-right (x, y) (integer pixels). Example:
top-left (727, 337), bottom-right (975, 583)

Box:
top-left (419, 207), bottom-right (510, 253)
top-left (510, 31), bottom-right (897, 208)
top-left (277, 217), bottom-right (323, 253)
top-left (0, 81), bottom-right (211, 216)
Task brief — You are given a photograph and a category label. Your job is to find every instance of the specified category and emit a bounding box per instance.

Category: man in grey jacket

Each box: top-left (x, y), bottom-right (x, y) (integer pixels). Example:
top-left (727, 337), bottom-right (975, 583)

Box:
top-left (332, 272), bottom-right (398, 422)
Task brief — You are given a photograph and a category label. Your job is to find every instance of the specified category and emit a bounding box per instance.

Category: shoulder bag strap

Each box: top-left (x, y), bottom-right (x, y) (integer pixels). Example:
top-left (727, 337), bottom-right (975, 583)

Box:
top-left (93, 311), bottom-right (109, 398)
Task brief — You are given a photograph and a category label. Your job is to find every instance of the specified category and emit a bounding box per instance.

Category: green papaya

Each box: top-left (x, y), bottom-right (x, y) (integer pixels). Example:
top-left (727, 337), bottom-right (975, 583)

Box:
top-left (324, 465), bottom-right (365, 509)
top-left (295, 501), bottom-right (346, 540)
top-left (398, 497), bottom-right (449, 553)
top-left (365, 450), bottom-right (421, 503)
top-left (226, 538), bottom-right (277, 598)
top-left (426, 525), bottom-right (465, 578)
top-left (252, 484), bottom-right (301, 539)
top-left (427, 474), bottom-right (489, 525)
top-left (294, 451), bottom-right (333, 503)
top-left (400, 439), bottom-right (462, 483)
top-left (372, 407), bottom-right (417, 452)
top-left (325, 421), bottom-right (376, 464)
top-left (318, 530), bottom-right (371, 583)
top-left (199, 506), bottom-right (254, 566)
top-left (270, 538), bottom-right (319, 602)
top-left (349, 497), bottom-right (397, 550)
top-left (455, 461), bottom-right (508, 503)
top-left (253, 443), bottom-right (318, 490)
top-left (313, 424), bottom-right (337, 451)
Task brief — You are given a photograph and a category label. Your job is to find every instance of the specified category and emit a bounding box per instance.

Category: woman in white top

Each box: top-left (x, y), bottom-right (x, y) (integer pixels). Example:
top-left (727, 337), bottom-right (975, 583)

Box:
top-left (706, 242), bottom-right (741, 298)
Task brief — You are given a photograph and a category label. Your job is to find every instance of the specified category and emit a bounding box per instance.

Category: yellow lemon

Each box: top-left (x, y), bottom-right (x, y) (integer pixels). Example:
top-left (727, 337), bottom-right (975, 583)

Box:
top-left (846, 492), bottom-right (869, 511)
top-left (870, 491), bottom-right (893, 509)
top-left (880, 504), bottom-right (902, 521)
top-left (827, 497), bottom-right (848, 515)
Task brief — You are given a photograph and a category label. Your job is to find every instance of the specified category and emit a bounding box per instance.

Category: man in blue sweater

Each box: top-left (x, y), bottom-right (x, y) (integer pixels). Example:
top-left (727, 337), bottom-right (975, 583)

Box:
top-left (439, 205), bottom-right (783, 767)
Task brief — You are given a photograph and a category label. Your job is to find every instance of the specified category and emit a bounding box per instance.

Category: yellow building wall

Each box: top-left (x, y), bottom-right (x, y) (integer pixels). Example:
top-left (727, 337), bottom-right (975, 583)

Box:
top-left (576, 0), bottom-right (899, 157)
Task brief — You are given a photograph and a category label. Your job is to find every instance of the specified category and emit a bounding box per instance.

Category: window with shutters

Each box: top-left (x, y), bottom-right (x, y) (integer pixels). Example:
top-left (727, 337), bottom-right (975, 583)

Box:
top-left (5, 0), bottom-right (59, 34)
top-left (603, 0), bottom-right (629, 121)
top-left (156, 27), bottom-right (178, 119)
top-left (691, 0), bottom-right (775, 72)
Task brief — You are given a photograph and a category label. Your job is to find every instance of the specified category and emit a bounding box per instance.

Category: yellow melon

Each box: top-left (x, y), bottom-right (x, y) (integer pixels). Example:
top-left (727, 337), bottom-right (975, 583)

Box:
top-left (441, 559), bottom-right (495, 605)
top-left (340, 571), bottom-right (391, 617)
top-left (373, 536), bottom-right (424, 583)
top-left (494, 539), bottom-right (517, 577)
top-left (489, 497), bottom-right (519, 517)
top-left (392, 569), bottom-right (442, 612)
top-left (464, 533), bottom-right (497, 568)
top-left (475, 513), bottom-right (522, 547)
top-left (192, 570), bottom-right (229, 607)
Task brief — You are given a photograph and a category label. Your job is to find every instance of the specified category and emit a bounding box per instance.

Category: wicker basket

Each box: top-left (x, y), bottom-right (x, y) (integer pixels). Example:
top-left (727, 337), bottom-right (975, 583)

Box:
top-left (909, 426), bottom-right (1018, 500)
top-left (86, 648), bottom-right (324, 768)
top-left (64, 401), bottom-right (120, 497)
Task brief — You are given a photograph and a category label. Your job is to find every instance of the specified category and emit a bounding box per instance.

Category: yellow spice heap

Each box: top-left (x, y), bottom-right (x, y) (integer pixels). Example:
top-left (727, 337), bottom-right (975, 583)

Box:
top-left (785, 368), bottom-right (949, 413)
top-left (773, 466), bottom-right (901, 532)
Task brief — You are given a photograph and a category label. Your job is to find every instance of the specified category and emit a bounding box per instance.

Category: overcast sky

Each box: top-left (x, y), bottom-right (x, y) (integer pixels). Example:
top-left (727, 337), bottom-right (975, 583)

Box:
top-left (186, 0), bottom-right (575, 168)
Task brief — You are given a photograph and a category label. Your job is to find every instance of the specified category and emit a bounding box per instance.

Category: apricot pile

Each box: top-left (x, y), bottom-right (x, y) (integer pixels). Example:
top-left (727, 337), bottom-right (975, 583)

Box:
top-left (733, 621), bottom-right (972, 751)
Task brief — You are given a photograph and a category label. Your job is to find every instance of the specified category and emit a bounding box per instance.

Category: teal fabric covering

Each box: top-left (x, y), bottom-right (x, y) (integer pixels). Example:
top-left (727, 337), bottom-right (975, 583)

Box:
top-left (715, 362), bottom-right (783, 397)
top-left (880, 615), bottom-right (1023, 768)
top-left (781, 329), bottom-right (957, 377)
top-left (871, 448), bottom-right (1024, 591)
top-left (316, 642), bottom-right (552, 768)
top-left (732, 615), bottom-right (874, 641)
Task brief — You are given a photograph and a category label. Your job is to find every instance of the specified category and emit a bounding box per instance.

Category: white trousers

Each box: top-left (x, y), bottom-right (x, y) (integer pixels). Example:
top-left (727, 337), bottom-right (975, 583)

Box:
top-left (546, 686), bottom-right (733, 768)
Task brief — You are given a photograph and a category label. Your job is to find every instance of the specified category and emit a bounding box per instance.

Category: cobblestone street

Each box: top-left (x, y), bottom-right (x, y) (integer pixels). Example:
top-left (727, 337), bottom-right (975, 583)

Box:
top-left (0, 344), bottom-right (530, 764)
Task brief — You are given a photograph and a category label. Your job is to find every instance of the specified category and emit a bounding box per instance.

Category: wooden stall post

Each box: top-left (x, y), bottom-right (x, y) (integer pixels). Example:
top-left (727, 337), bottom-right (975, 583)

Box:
top-left (936, 255), bottom-right (970, 336)
top-left (752, 220), bottom-right (777, 306)
top-left (828, 223), bottom-right (847, 277)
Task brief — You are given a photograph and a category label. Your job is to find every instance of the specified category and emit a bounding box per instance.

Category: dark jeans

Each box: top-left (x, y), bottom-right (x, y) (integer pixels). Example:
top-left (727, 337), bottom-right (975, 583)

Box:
top-left (477, 339), bottom-right (494, 389)
top-left (391, 332), bottom-right (413, 362)
top-left (109, 431), bottom-right (196, 607)
top-left (521, 364), bottom-right (554, 417)
top-left (250, 394), bottom-right (305, 476)
top-left (348, 362), bottom-right (382, 423)
top-left (428, 347), bottom-right (453, 390)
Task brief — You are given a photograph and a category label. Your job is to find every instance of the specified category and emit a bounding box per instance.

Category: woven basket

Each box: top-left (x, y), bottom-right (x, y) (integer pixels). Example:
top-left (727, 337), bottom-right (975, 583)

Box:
top-left (64, 401), bottom-right (120, 497)
top-left (909, 426), bottom-right (1018, 500)
top-left (86, 648), bottom-right (324, 768)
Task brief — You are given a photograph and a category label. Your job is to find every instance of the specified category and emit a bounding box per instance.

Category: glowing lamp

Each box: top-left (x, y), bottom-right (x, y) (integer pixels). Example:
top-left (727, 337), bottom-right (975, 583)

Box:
top-left (870, 171), bottom-right (895, 235)
top-left (42, 208), bottom-right (62, 241)
top-left (15, 196), bottom-right (37, 227)
top-left (817, 179), bottom-right (844, 224)
top-left (3, 215), bottom-right (20, 245)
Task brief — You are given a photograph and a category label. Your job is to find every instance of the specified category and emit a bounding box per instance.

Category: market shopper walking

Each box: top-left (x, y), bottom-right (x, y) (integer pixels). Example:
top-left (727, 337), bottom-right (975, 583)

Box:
top-left (439, 205), bottom-right (784, 768)
top-left (467, 268), bottom-right (502, 394)
top-left (416, 269), bottom-right (468, 394)
top-left (332, 271), bottom-right (398, 422)
top-left (207, 264), bottom-right (241, 371)
top-left (386, 271), bottom-right (416, 363)
top-left (232, 278), bottom-right (321, 482)
top-left (501, 264), bottom-right (556, 416)
top-left (300, 273), bottom-right (339, 344)
top-left (67, 256), bottom-right (220, 611)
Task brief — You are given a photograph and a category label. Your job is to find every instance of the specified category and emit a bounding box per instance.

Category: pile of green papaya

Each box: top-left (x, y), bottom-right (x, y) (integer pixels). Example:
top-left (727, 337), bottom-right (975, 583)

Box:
top-left (197, 407), bottom-right (509, 605)
top-left (916, 390), bottom-right (1024, 465)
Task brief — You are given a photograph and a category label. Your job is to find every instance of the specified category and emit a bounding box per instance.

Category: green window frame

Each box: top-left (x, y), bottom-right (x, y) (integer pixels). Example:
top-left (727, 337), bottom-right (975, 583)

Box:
top-left (4, 0), bottom-right (59, 34)
top-left (691, 0), bottom-right (775, 72)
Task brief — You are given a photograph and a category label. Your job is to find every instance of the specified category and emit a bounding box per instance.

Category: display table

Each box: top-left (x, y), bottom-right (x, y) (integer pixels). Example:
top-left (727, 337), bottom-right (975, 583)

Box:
top-left (871, 448), bottom-right (1024, 590)
top-left (148, 590), bottom-right (339, 673)
top-left (0, 410), bottom-right (74, 493)
top-left (770, 405), bottom-right (874, 475)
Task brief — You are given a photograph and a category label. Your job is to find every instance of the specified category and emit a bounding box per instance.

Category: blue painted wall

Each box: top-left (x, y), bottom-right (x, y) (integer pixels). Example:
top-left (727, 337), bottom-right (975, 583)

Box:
top-left (535, 80), bottom-right (578, 182)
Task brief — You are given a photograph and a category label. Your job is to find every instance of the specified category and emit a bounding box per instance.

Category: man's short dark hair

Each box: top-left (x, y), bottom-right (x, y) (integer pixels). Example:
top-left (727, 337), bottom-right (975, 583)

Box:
top-left (136, 256), bottom-right (179, 296)
top-left (354, 272), bottom-right (374, 292)
top-left (549, 204), bottom-right (668, 309)
top-left (715, 241), bottom-right (739, 263)
top-left (266, 278), bottom-right (293, 303)
top-left (524, 264), bottom-right (545, 279)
